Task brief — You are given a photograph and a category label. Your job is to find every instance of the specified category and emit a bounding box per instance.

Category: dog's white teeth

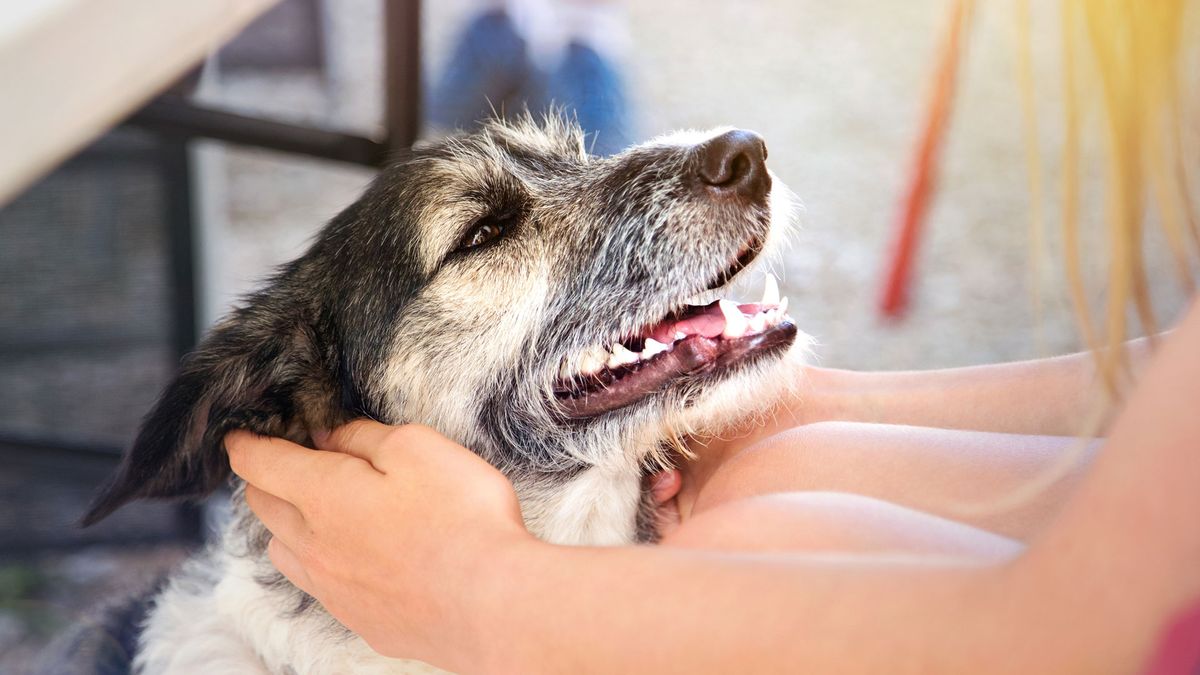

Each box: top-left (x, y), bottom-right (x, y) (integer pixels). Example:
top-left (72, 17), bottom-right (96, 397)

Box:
top-left (642, 338), bottom-right (669, 358)
top-left (762, 273), bottom-right (780, 306)
top-left (579, 349), bottom-right (607, 375)
top-left (608, 344), bottom-right (640, 368)
top-left (564, 287), bottom-right (791, 382)
top-left (719, 299), bottom-right (749, 338)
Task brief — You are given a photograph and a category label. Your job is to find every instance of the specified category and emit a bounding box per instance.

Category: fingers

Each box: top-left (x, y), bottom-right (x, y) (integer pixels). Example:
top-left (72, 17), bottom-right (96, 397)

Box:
top-left (649, 469), bottom-right (683, 538)
top-left (245, 483), bottom-right (307, 549)
top-left (227, 430), bottom-right (344, 503)
top-left (313, 419), bottom-right (408, 471)
top-left (267, 536), bottom-right (317, 597)
top-left (655, 498), bottom-right (682, 539)
top-left (649, 469), bottom-right (682, 504)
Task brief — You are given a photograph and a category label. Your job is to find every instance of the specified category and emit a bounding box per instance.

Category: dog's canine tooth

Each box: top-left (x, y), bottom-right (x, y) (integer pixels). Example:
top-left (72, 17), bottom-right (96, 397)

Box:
top-left (778, 296), bottom-right (789, 317)
top-left (642, 338), bottom-right (669, 358)
top-left (558, 359), bottom-right (572, 380)
top-left (608, 344), bottom-right (640, 368)
top-left (762, 273), bottom-right (780, 306)
top-left (579, 349), bottom-right (607, 375)
top-left (719, 299), bottom-right (749, 338)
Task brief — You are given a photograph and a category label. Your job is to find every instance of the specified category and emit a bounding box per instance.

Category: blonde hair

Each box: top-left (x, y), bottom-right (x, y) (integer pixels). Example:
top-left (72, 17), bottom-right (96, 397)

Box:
top-left (1029, 0), bottom-right (1199, 396)
top-left (952, 1), bottom-right (1198, 519)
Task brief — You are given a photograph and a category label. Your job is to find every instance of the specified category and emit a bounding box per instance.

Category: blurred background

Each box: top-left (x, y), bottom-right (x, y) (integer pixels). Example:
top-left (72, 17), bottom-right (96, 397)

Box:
top-left (0, 0), bottom-right (1194, 669)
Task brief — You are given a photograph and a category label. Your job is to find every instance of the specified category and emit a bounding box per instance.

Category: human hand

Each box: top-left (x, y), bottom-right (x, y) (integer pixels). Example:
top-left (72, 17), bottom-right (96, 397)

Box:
top-left (226, 421), bottom-right (536, 670)
top-left (648, 468), bottom-right (684, 537)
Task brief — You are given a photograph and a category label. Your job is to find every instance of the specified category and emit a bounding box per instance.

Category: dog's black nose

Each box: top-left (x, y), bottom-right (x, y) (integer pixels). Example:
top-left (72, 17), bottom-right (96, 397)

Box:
top-left (695, 130), bottom-right (770, 200)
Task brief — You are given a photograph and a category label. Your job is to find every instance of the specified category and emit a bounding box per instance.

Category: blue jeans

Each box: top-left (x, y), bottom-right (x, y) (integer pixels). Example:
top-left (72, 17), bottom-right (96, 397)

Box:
top-left (426, 10), bottom-right (632, 156)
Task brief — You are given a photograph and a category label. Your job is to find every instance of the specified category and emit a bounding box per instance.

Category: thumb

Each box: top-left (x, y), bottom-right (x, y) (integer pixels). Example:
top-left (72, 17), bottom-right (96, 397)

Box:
top-left (313, 419), bottom-right (398, 468)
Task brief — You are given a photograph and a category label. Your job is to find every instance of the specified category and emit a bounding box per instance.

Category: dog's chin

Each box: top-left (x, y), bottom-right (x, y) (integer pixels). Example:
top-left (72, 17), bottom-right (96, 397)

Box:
top-left (671, 329), bottom-right (809, 435)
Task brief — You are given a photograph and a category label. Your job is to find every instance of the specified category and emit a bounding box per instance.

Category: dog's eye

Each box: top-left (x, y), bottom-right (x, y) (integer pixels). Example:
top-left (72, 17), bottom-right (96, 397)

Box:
top-left (462, 223), bottom-right (503, 249)
top-left (455, 214), bottom-right (513, 253)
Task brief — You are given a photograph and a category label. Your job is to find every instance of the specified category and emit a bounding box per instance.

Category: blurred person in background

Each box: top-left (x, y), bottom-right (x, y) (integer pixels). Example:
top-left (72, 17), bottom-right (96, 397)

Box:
top-left (428, 0), bottom-right (632, 155)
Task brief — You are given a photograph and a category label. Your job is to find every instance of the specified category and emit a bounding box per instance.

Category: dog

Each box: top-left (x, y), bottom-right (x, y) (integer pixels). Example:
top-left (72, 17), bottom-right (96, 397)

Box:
top-left (75, 116), bottom-right (807, 674)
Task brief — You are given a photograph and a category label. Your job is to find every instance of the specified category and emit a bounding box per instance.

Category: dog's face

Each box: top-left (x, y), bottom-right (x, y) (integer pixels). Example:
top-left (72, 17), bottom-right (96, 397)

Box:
top-left (83, 117), bottom-right (801, 540)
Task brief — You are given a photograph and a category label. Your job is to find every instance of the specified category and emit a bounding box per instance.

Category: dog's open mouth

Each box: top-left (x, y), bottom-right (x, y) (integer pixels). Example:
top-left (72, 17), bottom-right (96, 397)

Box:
top-left (553, 273), bottom-right (797, 419)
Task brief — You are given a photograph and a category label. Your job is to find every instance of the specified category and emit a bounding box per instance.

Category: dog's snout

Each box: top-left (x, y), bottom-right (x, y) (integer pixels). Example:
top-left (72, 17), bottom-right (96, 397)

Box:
top-left (695, 130), bottom-right (770, 200)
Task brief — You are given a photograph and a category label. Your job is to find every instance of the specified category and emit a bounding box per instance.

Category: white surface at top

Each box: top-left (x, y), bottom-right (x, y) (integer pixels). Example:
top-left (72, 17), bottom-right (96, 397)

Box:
top-left (0, 0), bottom-right (280, 205)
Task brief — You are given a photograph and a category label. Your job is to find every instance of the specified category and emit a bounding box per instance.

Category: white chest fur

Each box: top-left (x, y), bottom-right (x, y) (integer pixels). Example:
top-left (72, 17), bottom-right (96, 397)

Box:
top-left (134, 464), bottom-right (641, 675)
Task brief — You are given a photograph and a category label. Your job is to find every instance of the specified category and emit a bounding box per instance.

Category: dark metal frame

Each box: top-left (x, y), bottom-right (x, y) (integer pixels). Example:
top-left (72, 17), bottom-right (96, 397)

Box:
top-left (137, 0), bottom-right (419, 420)
top-left (128, 0), bottom-right (421, 169)
top-left (135, 0), bottom-right (423, 362)
top-left (1, 0), bottom-right (421, 547)
top-left (128, 96), bottom-right (391, 167)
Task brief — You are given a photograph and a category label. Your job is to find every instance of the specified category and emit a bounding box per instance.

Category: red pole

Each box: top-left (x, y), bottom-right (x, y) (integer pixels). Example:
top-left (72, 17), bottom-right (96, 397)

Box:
top-left (879, 0), bottom-right (973, 319)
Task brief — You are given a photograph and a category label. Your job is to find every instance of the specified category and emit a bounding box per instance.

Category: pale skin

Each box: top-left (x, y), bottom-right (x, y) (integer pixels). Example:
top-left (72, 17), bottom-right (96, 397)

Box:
top-left (227, 300), bottom-right (1200, 674)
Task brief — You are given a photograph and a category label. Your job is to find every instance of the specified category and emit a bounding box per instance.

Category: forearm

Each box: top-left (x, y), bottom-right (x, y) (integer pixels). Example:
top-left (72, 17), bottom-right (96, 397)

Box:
top-left (1017, 300), bottom-right (1200, 669)
top-left (806, 337), bottom-right (1155, 436)
top-left (465, 538), bottom-right (1119, 675)
top-left (683, 424), bottom-right (1096, 541)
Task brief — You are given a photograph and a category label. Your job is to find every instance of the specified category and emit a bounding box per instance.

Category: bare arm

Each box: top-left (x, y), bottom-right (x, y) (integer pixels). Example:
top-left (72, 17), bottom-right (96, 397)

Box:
top-left (711, 338), bottom-right (1157, 450)
top-left (228, 302), bottom-right (1200, 674)
top-left (679, 423), bottom-right (1097, 541)
top-left (475, 304), bottom-right (1200, 674)
top-left (475, 536), bottom-right (1017, 674)
top-left (805, 339), bottom-right (1153, 435)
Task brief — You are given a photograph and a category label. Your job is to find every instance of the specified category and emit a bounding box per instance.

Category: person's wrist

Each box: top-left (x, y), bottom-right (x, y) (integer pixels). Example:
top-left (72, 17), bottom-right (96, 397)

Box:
top-left (797, 365), bottom-right (853, 424)
top-left (457, 531), bottom-right (548, 674)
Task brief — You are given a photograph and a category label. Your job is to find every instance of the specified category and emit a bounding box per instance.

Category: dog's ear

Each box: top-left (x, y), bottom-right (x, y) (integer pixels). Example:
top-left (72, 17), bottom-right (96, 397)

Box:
top-left (81, 306), bottom-right (331, 527)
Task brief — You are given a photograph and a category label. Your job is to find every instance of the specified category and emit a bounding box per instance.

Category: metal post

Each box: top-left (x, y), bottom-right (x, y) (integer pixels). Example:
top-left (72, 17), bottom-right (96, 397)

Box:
top-left (384, 0), bottom-right (422, 153)
top-left (129, 96), bottom-right (389, 167)
top-left (161, 137), bottom-right (205, 542)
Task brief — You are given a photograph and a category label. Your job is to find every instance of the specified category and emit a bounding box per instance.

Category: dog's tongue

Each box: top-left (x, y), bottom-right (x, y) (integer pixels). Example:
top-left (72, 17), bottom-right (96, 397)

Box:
top-left (649, 310), bottom-right (723, 342)
top-left (646, 301), bottom-right (764, 343)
